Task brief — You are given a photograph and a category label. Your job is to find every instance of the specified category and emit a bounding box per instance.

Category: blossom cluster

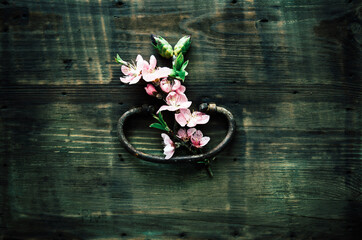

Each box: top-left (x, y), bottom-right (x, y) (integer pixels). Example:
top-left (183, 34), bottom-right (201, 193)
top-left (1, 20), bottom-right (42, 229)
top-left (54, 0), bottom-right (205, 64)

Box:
top-left (116, 35), bottom-right (210, 159)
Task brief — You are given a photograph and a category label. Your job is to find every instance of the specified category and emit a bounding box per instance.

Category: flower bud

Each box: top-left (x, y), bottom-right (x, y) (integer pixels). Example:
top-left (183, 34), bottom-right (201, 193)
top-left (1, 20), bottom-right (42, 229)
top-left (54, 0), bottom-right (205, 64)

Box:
top-left (144, 84), bottom-right (157, 96)
top-left (151, 35), bottom-right (173, 59)
top-left (173, 35), bottom-right (191, 56)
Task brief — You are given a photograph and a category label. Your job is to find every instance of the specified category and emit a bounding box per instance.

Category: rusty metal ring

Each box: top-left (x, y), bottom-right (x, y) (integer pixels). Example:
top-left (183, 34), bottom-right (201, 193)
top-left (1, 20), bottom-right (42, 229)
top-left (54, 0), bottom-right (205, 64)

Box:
top-left (117, 103), bottom-right (236, 163)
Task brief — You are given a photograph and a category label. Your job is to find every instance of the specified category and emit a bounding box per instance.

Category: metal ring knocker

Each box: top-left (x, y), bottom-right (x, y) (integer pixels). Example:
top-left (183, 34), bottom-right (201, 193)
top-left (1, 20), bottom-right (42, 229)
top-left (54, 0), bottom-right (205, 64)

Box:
top-left (117, 103), bottom-right (236, 163)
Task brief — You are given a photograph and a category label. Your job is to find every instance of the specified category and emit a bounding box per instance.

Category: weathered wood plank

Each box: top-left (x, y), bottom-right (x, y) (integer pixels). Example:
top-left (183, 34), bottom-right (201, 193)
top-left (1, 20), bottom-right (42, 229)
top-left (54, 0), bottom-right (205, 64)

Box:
top-left (1, 0), bottom-right (361, 239)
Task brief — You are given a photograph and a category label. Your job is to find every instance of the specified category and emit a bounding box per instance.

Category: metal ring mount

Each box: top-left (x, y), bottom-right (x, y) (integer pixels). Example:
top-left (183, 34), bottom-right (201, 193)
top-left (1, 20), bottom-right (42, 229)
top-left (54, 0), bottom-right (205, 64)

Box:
top-left (117, 103), bottom-right (236, 163)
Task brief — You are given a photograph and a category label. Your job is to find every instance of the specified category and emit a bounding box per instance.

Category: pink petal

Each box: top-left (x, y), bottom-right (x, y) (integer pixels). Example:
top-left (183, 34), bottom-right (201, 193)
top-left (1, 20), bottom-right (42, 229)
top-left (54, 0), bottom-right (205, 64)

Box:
top-left (167, 106), bottom-right (179, 112)
top-left (177, 109), bottom-right (192, 127)
top-left (157, 67), bottom-right (172, 76)
top-left (143, 71), bottom-right (166, 82)
top-left (163, 92), bottom-right (192, 112)
top-left (179, 101), bottom-right (192, 109)
top-left (200, 137), bottom-right (210, 147)
top-left (176, 85), bottom-right (186, 94)
top-left (142, 60), bottom-right (150, 72)
top-left (145, 68), bottom-right (171, 81)
top-left (190, 138), bottom-right (199, 148)
top-left (187, 128), bottom-right (196, 137)
top-left (160, 79), bottom-right (172, 93)
top-left (186, 118), bottom-right (197, 127)
top-left (136, 54), bottom-right (143, 63)
top-left (176, 128), bottom-right (187, 139)
top-left (157, 105), bottom-right (179, 113)
top-left (165, 92), bottom-right (177, 105)
top-left (161, 133), bottom-right (171, 145)
top-left (136, 55), bottom-right (144, 70)
top-left (143, 68), bottom-right (170, 82)
top-left (199, 114), bottom-right (210, 124)
top-left (165, 91), bottom-right (176, 103)
top-left (172, 80), bottom-right (181, 91)
top-left (194, 112), bottom-right (210, 125)
top-left (157, 105), bottom-right (170, 113)
top-left (121, 65), bottom-right (130, 75)
top-left (180, 108), bottom-right (191, 118)
top-left (161, 133), bottom-right (175, 159)
top-left (187, 112), bottom-right (210, 127)
top-left (129, 75), bottom-right (141, 84)
top-left (142, 73), bottom-right (154, 82)
top-left (120, 76), bottom-right (133, 84)
top-left (149, 55), bottom-right (157, 70)
top-left (177, 93), bottom-right (188, 103)
top-left (175, 112), bottom-right (188, 127)
top-left (163, 145), bottom-right (175, 159)
top-left (193, 130), bottom-right (204, 139)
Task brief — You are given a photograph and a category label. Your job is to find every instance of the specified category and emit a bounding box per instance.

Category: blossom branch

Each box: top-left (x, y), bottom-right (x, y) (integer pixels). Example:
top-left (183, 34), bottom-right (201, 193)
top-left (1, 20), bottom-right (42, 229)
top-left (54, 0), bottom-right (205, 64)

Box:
top-left (116, 35), bottom-right (212, 166)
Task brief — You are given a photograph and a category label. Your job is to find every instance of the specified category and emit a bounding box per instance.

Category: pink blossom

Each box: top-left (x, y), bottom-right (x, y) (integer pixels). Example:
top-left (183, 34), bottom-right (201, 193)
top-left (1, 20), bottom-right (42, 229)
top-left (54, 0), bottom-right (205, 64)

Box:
top-left (176, 128), bottom-right (188, 141)
top-left (144, 84), bottom-right (157, 96)
top-left (120, 55), bottom-right (144, 84)
top-left (189, 129), bottom-right (210, 148)
top-left (160, 78), bottom-right (172, 93)
top-left (160, 79), bottom-right (186, 94)
top-left (161, 133), bottom-right (175, 159)
top-left (175, 108), bottom-right (210, 127)
top-left (157, 92), bottom-right (192, 113)
top-left (143, 55), bottom-right (172, 82)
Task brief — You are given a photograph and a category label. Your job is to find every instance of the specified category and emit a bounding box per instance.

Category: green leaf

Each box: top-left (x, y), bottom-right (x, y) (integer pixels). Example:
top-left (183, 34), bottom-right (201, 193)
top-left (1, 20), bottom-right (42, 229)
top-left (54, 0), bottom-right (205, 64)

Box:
top-left (169, 69), bottom-right (187, 81)
top-left (174, 53), bottom-right (184, 70)
top-left (158, 112), bottom-right (170, 131)
top-left (150, 113), bottom-right (170, 131)
top-left (149, 123), bottom-right (166, 131)
top-left (181, 60), bottom-right (189, 71)
top-left (153, 113), bottom-right (165, 127)
top-left (177, 70), bottom-right (186, 81)
top-left (169, 69), bottom-right (177, 78)
top-left (115, 54), bottom-right (127, 65)
top-left (152, 114), bottom-right (160, 122)
top-left (158, 112), bottom-right (166, 126)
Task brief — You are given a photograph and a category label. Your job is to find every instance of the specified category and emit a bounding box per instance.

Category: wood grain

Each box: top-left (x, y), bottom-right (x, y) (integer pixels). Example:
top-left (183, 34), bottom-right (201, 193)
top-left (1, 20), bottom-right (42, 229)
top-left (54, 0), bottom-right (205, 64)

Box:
top-left (1, 0), bottom-right (361, 239)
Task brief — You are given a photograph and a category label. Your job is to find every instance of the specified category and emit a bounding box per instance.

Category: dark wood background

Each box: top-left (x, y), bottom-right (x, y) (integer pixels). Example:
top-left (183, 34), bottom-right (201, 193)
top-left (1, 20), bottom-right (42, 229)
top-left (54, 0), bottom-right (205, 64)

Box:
top-left (1, 0), bottom-right (361, 239)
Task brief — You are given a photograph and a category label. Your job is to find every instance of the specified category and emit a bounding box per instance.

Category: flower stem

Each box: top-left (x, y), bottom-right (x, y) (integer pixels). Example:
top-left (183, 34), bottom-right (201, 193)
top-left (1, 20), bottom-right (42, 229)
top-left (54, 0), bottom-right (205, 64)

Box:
top-left (206, 165), bottom-right (214, 178)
